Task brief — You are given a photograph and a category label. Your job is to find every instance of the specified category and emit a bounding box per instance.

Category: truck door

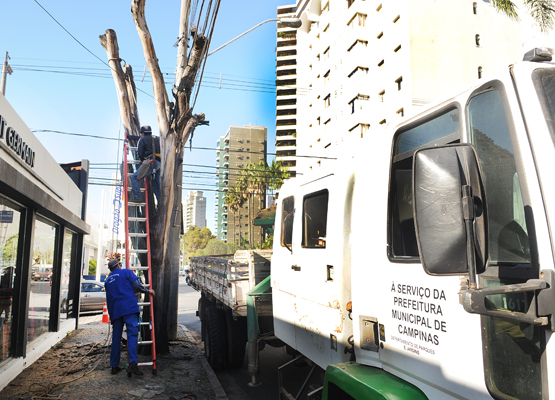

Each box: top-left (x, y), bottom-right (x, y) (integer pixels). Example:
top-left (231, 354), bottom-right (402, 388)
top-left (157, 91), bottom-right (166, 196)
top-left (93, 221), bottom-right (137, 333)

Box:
top-left (466, 84), bottom-right (545, 399)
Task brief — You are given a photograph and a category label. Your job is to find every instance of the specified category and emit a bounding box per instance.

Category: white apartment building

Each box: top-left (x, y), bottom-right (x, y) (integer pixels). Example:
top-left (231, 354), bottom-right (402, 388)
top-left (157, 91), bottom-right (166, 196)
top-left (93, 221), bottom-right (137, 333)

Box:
top-left (184, 190), bottom-right (207, 231)
top-left (279, 0), bottom-right (542, 173)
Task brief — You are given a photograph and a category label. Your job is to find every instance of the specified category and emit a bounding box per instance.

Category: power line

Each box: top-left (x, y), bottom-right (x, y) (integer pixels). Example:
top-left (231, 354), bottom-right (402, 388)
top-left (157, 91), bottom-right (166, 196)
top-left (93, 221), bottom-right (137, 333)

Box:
top-left (33, 0), bottom-right (155, 100)
top-left (34, 130), bottom-right (334, 160)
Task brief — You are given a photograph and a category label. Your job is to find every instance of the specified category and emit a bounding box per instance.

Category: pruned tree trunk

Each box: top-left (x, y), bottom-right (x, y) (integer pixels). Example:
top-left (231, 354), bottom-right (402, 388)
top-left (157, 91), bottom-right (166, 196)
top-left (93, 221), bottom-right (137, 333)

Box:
top-left (101, 0), bottom-right (215, 354)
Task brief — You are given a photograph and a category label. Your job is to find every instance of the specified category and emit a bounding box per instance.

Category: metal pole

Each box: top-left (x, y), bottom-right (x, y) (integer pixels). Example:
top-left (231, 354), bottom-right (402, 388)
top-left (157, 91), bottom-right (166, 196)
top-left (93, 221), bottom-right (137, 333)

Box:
top-left (1, 51), bottom-right (12, 96)
top-left (208, 19), bottom-right (279, 56)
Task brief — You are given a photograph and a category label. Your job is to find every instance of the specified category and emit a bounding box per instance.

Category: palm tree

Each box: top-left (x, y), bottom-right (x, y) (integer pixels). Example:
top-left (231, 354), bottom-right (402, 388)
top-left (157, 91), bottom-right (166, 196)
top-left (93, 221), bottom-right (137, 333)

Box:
top-left (493, 0), bottom-right (555, 32)
top-left (224, 185), bottom-right (243, 246)
top-left (268, 159), bottom-right (290, 203)
top-left (235, 173), bottom-right (249, 247)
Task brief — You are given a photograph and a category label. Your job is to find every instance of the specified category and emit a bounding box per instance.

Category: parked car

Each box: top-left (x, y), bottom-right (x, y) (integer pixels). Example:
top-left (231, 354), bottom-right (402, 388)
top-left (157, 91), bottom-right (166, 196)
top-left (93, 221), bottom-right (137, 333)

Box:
top-left (32, 267), bottom-right (52, 281)
top-left (61, 281), bottom-right (106, 314)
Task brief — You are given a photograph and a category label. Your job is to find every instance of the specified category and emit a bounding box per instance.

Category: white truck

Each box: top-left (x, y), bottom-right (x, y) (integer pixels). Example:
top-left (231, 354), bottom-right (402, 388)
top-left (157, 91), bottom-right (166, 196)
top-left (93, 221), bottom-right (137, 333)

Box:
top-left (195, 49), bottom-right (555, 399)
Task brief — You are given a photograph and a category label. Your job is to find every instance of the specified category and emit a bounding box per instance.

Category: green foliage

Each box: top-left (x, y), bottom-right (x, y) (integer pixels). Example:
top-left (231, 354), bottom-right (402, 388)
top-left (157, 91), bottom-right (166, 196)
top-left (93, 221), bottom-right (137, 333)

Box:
top-left (492, 0), bottom-right (555, 32)
top-left (183, 225), bottom-right (215, 259)
top-left (196, 239), bottom-right (239, 256)
top-left (2, 234), bottom-right (18, 265)
top-left (88, 259), bottom-right (97, 276)
top-left (254, 235), bottom-right (273, 250)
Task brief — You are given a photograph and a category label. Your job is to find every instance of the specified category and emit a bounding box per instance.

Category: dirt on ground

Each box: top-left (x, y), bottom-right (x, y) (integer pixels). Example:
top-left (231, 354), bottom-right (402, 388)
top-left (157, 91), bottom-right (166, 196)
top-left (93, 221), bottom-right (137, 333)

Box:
top-left (0, 319), bottom-right (223, 400)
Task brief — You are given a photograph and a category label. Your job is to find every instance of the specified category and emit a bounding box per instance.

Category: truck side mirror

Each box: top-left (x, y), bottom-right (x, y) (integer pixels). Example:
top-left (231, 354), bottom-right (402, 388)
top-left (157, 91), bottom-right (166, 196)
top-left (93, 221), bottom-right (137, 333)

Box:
top-left (413, 144), bottom-right (487, 276)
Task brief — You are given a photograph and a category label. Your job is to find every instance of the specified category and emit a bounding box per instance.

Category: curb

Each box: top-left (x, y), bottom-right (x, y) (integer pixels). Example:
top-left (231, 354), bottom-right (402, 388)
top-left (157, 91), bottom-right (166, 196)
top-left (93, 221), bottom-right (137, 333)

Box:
top-left (179, 324), bottom-right (229, 400)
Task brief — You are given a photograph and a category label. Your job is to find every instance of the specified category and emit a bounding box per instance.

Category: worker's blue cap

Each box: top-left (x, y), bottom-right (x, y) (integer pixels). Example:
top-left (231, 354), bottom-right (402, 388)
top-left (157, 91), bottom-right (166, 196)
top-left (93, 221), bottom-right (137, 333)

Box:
top-left (108, 259), bottom-right (121, 271)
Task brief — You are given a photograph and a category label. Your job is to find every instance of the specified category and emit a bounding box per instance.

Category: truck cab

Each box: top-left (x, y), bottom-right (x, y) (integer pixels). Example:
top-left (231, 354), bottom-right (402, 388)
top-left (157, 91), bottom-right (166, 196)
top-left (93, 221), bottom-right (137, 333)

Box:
top-left (273, 51), bottom-right (555, 399)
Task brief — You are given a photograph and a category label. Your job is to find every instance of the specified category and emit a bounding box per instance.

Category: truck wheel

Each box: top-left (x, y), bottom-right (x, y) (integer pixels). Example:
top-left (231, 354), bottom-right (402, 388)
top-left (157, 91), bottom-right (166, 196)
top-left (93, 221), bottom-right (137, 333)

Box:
top-left (225, 311), bottom-right (247, 368)
top-left (204, 306), bottom-right (227, 371)
top-left (198, 296), bottom-right (213, 342)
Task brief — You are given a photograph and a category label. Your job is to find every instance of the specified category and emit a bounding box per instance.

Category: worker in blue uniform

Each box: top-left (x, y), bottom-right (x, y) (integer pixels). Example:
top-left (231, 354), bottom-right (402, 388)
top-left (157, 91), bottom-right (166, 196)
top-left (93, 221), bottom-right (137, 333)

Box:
top-left (105, 258), bottom-right (155, 376)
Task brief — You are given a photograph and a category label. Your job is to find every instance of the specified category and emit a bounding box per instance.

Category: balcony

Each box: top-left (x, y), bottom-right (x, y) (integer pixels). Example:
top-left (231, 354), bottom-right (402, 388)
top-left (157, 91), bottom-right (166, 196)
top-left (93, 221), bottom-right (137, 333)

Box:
top-left (224, 154), bottom-right (229, 159)
top-left (276, 59), bottom-right (297, 69)
top-left (223, 187), bottom-right (229, 191)
top-left (224, 161), bottom-right (229, 167)
top-left (216, 157), bottom-right (220, 162)
top-left (224, 144), bottom-right (230, 151)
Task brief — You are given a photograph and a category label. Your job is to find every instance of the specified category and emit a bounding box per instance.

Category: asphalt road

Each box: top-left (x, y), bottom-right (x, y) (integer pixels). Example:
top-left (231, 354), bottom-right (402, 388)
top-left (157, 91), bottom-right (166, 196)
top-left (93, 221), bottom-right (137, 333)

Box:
top-left (177, 276), bottom-right (323, 400)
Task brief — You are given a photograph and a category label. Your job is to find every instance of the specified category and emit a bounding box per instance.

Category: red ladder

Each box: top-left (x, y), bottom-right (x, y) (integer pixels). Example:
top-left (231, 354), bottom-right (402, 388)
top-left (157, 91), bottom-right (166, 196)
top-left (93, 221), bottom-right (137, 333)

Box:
top-left (123, 135), bottom-right (157, 375)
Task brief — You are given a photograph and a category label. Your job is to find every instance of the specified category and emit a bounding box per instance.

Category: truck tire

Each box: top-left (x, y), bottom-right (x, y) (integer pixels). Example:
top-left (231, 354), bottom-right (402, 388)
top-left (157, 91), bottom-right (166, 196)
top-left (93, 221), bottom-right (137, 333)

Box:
top-left (204, 306), bottom-right (227, 371)
top-left (225, 310), bottom-right (247, 369)
top-left (198, 296), bottom-right (213, 342)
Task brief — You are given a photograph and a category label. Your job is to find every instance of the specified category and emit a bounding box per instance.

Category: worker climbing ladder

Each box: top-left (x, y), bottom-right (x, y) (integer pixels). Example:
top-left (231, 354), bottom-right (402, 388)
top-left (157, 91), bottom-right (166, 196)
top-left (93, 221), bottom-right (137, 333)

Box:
top-left (123, 133), bottom-right (157, 375)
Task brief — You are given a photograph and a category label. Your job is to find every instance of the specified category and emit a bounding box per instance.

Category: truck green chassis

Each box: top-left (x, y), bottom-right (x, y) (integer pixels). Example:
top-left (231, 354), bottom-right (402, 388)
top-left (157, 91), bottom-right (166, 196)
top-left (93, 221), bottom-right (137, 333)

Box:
top-left (323, 362), bottom-right (428, 400)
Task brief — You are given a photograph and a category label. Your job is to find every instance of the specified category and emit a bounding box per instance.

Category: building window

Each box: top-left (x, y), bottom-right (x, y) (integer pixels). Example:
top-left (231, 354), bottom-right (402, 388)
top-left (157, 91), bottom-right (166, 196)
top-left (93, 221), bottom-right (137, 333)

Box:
top-left (393, 15), bottom-right (400, 23)
top-left (349, 123), bottom-right (370, 138)
top-left (322, 1), bottom-right (330, 16)
top-left (476, 34), bottom-right (480, 46)
top-left (377, 4), bottom-right (382, 12)
top-left (323, 23), bottom-right (330, 33)
top-left (348, 66), bottom-right (369, 78)
top-left (379, 119), bottom-right (387, 125)
top-left (0, 197), bottom-right (22, 362)
top-left (394, 44), bottom-right (401, 53)
top-left (377, 32), bottom-right (384, 39)
top-left (379, 90), bottom-right (385, 102)
top-left (347, 0), bottom-right (355, 8)
top-left (378, 59), bottom-right (384, 67)
top-left (473, 2), bottom-right (477, 14)
top-left (396, 76), bottom-right (403, 90)
top-left (324, 118), bottom-right (331, 134)
top-left (29, 217), bottom-right (58, 344)
top-left (348, 39), bottom-right (368, 52)
top-left (324, 94), bottom-right (331, 108)
top-left (348, 13), bottom-right (367, 33)
top-left (324, 70), bottom-right (330, 86)
top-left (317, 53), bottom-right (321, 61)
top-left (323, 47), bottom-right (330, 61)
top-left (397, 108), bottom-right (404, 117)
top-left (478, 66), bottom-right (483, 79)
top-left (349, 94), bottom-right (369, 114)
top-left (317, 117), bottom-right (321, 125)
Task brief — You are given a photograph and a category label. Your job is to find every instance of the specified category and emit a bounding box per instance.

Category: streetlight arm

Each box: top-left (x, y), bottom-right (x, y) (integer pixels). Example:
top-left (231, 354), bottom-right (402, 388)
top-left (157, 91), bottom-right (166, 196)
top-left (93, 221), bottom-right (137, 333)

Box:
top-left (208, 18), bottom-right (279, 57)
top-left (208, 17), bottom-right (301, 56)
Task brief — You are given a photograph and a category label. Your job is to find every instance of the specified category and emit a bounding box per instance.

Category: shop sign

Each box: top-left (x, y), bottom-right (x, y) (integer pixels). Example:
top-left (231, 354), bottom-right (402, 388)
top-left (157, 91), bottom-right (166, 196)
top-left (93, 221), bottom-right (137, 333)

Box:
top-left (0, 211), bottom-right (13, 223)
top-left (0, 114), bottom-right (35, 168)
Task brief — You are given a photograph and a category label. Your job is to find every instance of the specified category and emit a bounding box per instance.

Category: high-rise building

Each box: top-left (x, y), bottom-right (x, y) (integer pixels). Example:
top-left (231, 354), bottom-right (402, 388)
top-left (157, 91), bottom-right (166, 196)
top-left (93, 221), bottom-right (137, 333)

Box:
top-left (279, 0), bottom-right (528, 174)
top-left (276, 4), bottom-right (299, 177)
top-left (184, 191), bottom-right (207, 231)
top-left (215, 125), bottom-right (267, 244)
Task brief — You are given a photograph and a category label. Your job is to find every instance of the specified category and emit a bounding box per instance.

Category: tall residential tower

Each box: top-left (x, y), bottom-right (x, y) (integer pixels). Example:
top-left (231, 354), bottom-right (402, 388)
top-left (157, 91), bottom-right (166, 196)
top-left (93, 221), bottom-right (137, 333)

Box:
top-left (215, 125), bottom-right (267, 244)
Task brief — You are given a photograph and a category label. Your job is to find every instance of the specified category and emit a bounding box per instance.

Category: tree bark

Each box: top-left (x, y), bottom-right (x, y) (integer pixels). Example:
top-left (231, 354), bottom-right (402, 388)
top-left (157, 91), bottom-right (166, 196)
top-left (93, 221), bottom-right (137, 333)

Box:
top-left (130, 0), bottom-right (209, 353)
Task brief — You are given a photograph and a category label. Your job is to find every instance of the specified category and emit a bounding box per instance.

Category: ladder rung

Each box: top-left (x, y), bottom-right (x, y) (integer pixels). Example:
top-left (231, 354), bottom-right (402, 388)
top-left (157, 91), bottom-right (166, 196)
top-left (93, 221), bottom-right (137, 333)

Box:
top-left (128, 217), bottom-right (147, 222)
top-left (138, 302), bottom-right (151, 306)
top-left (129, 147), bottom-right (138, 151)
top-left (130, 266), bottom-right (150, 271)
top-left (127, 160), bottom-right (140, 164)
top-left (137, 362), bottom-right (153, 367)
top-left (129, 249), bottom-right (148, 254)
top-left (139, 322), bottom-right (151, 326)
top-left (128, 202), bottom-right (146, 206)
top-left (127, 188), bottom-right (145, 192)
top-left (129, 233), bottom-right (148, 238)
top-left (138, 341), bottom-right (153, 345)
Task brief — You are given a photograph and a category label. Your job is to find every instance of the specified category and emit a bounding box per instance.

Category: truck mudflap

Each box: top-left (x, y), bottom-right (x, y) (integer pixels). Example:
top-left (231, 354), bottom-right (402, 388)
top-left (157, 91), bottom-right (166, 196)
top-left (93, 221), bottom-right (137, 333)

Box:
top-left (322, 362), bottom-right (428, 400)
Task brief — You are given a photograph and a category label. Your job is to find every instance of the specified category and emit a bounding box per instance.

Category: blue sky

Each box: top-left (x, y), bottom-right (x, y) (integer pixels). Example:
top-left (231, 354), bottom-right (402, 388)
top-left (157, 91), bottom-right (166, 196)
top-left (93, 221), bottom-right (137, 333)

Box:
top-left (2, 0), bottom-right (287, 232)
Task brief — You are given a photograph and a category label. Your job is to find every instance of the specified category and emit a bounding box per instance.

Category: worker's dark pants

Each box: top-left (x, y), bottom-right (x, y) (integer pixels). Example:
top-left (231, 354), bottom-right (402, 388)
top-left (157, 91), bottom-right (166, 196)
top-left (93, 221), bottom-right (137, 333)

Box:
top-left (131, 160), bottom-right (160, 200)
top-left (111, 313), bottom-right (139, 367)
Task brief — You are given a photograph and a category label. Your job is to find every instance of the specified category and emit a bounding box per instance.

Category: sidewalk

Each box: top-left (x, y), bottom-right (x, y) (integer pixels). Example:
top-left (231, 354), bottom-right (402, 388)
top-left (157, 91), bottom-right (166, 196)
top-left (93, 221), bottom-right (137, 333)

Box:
top-left (0, 315), bottom-right (228, 400)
